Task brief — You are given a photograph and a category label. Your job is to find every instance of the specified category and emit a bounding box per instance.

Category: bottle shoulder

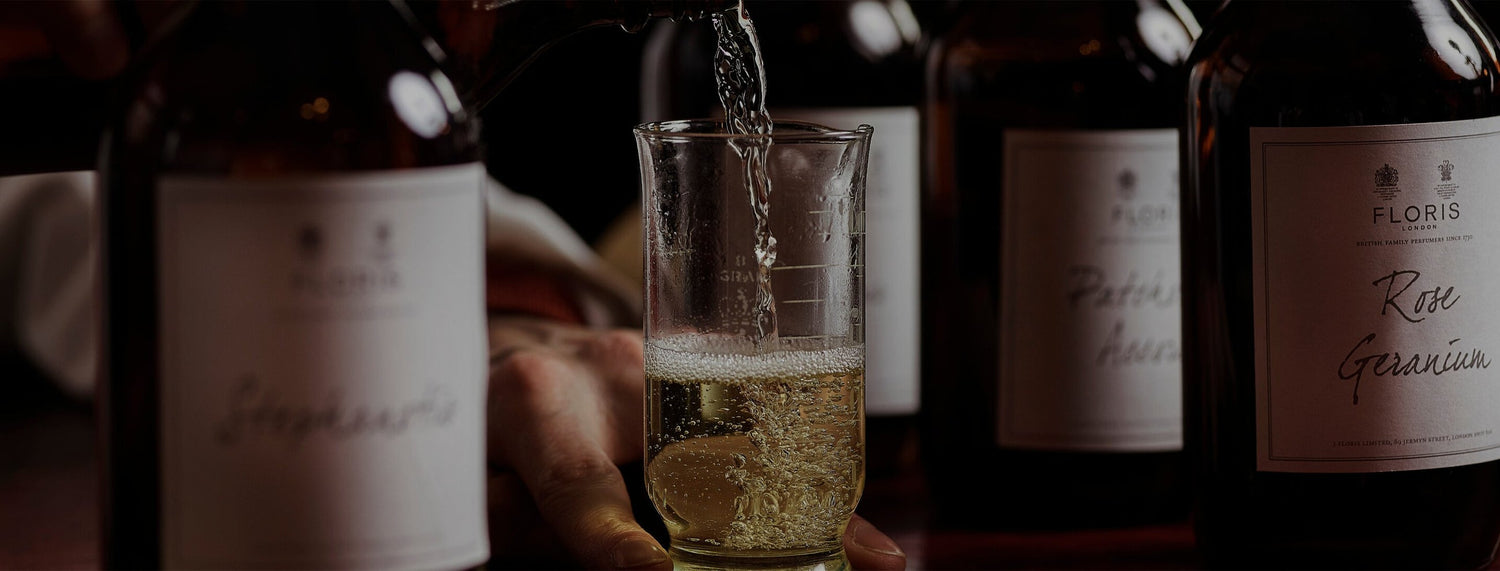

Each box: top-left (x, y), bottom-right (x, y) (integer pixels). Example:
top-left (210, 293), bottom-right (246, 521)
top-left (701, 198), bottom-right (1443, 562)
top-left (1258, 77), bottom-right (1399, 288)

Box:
top-left (933, 1), bottom-right (1194, 67)
top-left (929, 1), bottom-right (1194, 98)
top-left (1187, 0), bottom-right (1499, 123)
top-left (925, 2), bottom-right (1193, 129)
top-left (110, 2), bottom-right (479, 175)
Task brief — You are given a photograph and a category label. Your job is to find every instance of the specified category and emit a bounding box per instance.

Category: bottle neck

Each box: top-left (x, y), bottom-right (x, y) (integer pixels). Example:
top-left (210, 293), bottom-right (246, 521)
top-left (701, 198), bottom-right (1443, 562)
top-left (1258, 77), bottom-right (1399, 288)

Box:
top-left (188, 1), bottom-right (378, 29)
top-left (408, 0), bottom-right (731, 109)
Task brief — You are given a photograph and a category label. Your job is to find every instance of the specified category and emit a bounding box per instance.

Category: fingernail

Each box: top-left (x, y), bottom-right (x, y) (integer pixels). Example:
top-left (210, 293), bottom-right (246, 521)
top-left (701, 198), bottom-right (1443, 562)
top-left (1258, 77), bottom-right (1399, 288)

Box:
top-left (613, 537), bottom-right (671, 569)
top-left (852, 519), bottom-right (905, 557)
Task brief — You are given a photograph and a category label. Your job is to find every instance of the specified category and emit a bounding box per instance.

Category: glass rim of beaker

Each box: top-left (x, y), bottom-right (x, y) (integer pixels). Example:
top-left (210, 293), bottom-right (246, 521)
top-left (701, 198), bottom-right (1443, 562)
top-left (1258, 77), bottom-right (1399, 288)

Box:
top-left (633, 119), bottom-right (873, 143)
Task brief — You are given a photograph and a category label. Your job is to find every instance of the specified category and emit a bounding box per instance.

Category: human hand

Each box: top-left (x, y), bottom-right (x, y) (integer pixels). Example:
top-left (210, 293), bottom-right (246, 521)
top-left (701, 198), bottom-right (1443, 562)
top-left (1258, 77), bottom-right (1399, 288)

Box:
top-left (485, 316), bottom-right (907, 570)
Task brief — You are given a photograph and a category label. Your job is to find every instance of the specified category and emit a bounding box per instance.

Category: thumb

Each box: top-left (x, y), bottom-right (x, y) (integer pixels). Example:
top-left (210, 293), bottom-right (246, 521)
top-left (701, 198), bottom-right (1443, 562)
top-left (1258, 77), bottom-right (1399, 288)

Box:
top-left (844, 515), bottom-right (907, 571)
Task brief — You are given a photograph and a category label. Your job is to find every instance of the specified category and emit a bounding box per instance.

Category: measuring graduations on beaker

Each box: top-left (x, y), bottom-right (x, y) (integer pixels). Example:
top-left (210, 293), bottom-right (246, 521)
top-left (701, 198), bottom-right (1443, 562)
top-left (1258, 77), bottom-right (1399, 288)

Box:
top-left (636, 119), bottom-right (872, 570)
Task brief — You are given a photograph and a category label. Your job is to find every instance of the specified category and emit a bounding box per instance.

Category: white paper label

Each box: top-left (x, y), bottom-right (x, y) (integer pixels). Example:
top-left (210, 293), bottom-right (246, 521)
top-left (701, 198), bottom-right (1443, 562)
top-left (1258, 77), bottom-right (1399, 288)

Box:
top-left (157, 164), bottom-right (489, 569)
top-left (997, 129), bottom-right (1182, 452)
top-left (1251, 118), bottom-right (1500, 473)
top-left (774, 106), bottom-right (920, 416)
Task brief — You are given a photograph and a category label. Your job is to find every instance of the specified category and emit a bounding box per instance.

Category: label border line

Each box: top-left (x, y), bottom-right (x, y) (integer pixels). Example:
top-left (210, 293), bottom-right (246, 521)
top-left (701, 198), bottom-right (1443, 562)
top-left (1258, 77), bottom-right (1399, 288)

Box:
top-left (1256, 125), bottom-right (1500, 467)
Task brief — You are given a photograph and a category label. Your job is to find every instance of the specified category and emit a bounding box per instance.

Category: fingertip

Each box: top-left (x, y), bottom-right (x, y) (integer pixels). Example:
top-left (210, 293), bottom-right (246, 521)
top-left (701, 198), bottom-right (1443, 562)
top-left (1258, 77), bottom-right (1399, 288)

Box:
top-left (845, 516), bottom-right (907, 571)
top-left (611, 534), bottom-right (673, 571)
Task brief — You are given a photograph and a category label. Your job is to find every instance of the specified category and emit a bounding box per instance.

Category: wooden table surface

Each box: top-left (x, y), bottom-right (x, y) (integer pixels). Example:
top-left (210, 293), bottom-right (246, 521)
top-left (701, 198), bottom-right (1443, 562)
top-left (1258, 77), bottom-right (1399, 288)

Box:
top-left (0, 363), bottom-right (1199, 570)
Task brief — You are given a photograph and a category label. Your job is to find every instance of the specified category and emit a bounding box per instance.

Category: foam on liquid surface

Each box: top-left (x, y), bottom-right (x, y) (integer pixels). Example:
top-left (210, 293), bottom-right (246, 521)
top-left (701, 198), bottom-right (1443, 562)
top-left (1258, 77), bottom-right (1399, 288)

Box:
top-left (645, 337), bottom-right (863, 383)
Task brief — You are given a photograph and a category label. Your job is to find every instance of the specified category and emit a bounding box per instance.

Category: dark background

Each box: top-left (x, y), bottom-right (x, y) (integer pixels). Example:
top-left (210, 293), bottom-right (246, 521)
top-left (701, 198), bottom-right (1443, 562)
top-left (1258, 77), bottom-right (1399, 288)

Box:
top-left (480, 0), bottom-right (1223, 244)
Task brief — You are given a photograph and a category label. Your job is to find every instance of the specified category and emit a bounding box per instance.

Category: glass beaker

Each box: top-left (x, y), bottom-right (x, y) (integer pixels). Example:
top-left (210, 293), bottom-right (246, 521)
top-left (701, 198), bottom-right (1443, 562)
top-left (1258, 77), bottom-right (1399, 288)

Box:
top-left (637, 119), bottom-right (871, 570)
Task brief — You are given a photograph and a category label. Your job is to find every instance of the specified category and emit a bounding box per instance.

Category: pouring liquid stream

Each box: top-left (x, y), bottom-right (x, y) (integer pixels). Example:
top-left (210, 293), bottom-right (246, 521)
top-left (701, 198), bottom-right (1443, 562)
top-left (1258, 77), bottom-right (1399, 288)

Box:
top-left (712, 2), bottom-right (778, 349)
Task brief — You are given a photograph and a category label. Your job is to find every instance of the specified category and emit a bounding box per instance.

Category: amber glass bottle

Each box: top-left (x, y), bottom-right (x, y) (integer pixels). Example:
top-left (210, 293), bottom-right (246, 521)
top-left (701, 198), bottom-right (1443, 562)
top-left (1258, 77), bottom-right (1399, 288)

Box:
top-left (99, 3), bottom-right (488, 568)
top-left (922, 0), bottom-right (1198, 529)
top-left (1185, 1), bottom-right (1500, 566)
top-left (410, 0), bottom-right (725, 109)
top-left (100, 1), bottom-right (735, 567)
